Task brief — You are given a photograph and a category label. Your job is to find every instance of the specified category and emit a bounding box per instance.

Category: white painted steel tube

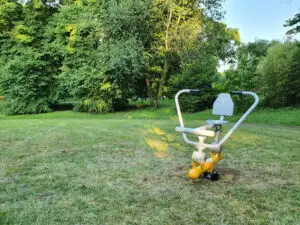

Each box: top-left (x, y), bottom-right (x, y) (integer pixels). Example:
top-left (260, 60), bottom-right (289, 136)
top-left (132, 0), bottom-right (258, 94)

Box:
top-left (175, 127), bottom-right (215, 137)
top-left (201, 91), bottom-right (260, 150)
top-left (175, 90), bottom-right (259, 150)
top-left (175, 89), bottom-right (200, 146)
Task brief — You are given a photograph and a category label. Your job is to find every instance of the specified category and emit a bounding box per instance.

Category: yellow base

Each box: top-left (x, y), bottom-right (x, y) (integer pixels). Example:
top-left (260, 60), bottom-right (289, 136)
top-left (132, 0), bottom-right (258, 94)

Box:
top-left (188, 152), bottom-right (223, 179)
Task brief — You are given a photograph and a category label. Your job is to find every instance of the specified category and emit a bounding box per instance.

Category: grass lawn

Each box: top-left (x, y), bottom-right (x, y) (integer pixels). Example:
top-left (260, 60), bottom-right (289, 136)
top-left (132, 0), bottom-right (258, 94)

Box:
top-left (0, 100), bottom-right (299, 224)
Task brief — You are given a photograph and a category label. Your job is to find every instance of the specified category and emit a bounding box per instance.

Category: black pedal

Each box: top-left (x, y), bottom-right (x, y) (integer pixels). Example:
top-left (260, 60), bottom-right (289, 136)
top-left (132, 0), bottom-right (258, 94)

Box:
top-left (203, 170), bottom-right (219, 181)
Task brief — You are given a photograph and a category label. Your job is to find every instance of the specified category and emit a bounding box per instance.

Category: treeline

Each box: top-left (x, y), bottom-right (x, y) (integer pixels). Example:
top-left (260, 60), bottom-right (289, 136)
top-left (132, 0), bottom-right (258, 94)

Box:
top-left (0, 0), bottom-right (239, 114)
top-left (217, 39), bottom-right (300, 110)
top-left (0, 0), bottom-right (299, 115)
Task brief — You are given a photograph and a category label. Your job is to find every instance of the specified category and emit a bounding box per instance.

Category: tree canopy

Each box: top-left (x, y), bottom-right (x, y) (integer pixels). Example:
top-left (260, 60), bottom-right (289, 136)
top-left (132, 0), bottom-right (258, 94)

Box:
top-left (0, 0), bottom-right (299, 115)
top-left (285, 9), bottom-right (300, 35)
top-left (0, 0), bottom-right (239, 114)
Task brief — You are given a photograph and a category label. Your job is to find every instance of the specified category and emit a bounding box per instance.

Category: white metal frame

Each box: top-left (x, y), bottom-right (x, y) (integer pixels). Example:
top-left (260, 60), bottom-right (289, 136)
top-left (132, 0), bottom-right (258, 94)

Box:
top-left (175, 89), bottom-right (259, 151)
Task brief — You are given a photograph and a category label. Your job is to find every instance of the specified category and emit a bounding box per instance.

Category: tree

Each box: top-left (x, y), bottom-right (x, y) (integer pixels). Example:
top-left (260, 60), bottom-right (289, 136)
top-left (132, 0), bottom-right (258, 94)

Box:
top-left (98, 0), bottom-right (151, 111)
top-left (234, 40), bottom-right (272, 91)
top-left (0, 0), bottom-right (23, 35)
top-left (45, 0), bottom-right (150, 113)
top-left (0, 0), bottom-right (235, 114)
top-left (167, 19), bottom-right (240, 112)
top-left (147, 0), bottom-right (225, 108)
top-left (45, 1), bottom-right (106, 112)
top-left (286, 41), bottom-right (300, 105)
top-left (257, 41), bottom-right (300, 107)
top-left (214, 39), bottom-right (272, 110)
top-left (285, 9), bottom-right (300, 35)
top-left (0, 0), bottom-right (60, 114)
top-left (2, 48), bottom-right (59, 114)
top-left (168, 54), bottom-right (219, 112)
top-left (0, 0), bottom-right (23, 67)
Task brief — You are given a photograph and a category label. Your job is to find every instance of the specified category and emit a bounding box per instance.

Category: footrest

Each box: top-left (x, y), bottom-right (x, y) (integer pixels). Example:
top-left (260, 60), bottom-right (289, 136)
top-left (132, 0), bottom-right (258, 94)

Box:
top-left (175, 127), bottom-right (215, 137)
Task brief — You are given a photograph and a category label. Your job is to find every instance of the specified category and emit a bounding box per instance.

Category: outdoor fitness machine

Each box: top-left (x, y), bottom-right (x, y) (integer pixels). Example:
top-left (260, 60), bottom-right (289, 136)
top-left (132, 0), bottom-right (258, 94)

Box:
top-left (175, 90), bottom-right (259, 180)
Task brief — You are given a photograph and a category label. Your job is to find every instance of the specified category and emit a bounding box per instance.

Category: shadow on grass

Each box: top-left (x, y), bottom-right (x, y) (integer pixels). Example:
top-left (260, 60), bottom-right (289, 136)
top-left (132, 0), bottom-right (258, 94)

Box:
top-left (52, 101), bottom-right (152, 112)
top-left (52, 102), bottom-right (74, 111)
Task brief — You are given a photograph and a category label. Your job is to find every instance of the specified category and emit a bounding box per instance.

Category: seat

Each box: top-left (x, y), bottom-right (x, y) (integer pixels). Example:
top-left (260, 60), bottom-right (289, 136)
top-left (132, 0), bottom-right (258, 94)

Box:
top-left (206, 120), bottom-right (229, 125)
top-left (175, 127), bottom-right (215, 137)
top-left (206, 93), bottom-right (233, 125)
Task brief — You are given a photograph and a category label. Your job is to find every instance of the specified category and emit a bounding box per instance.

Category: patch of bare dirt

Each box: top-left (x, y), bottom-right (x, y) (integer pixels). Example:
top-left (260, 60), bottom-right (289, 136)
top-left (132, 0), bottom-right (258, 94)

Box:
top-left (217, 167), bottom-right (241, 182)
top-left (38, 193), bottom-right (54, 199)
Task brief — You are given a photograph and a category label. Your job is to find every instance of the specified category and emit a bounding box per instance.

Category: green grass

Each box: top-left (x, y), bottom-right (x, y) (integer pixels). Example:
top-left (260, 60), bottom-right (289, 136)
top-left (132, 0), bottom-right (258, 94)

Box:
top-left (1, 99), bottom-right (300, 126)
top-left (0, 100), bottom-right (300, 224)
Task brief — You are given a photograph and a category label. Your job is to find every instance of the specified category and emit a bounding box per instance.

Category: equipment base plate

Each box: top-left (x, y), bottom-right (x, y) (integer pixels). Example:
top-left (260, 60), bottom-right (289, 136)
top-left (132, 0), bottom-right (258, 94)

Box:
top-left (202, 170), bottom-right (219, 181)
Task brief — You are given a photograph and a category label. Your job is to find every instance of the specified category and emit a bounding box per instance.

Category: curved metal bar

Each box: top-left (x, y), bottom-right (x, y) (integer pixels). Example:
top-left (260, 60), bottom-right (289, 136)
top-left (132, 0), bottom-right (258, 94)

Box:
top-left (175, 90), bottom-right (259, 150)
top-left (201, 91), bottom-right (260, 150)
top-left (175, 89), bottom-right (200, 146)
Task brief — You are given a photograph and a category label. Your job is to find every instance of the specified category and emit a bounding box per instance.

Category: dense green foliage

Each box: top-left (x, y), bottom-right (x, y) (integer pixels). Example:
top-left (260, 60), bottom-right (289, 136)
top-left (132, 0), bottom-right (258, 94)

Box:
top-left (0, 0), bottom-right (59, 114)
top-left (258, 41), bottom-right (300, 107)
top-left (215, 40), bottom-right (273, 110)
top-left (217, 39), bottom-right (300, 109)
top-left (0, 1), bottom-right (299, 114)
top-left (44, 0), bottom-right (150, 113)
top-left (0, 0), bottom-right (237, 114)
top-left (2, 48), bottom-right (58, 114)
top-left (168, 55), bottom-right (218, 112)
top-left (285, 9), bottom-right (300, 34)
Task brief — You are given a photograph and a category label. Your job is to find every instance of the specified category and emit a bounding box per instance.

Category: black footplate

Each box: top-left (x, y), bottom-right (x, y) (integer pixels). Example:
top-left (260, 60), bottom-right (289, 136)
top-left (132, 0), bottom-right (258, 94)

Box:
top-left (203, 170), bottom-right (220, 181)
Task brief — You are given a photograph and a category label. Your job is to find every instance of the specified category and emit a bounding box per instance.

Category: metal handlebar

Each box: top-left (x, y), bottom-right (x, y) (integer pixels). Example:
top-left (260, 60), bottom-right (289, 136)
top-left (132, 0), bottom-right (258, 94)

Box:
top-left (202, 91), bottom-right (260, 149)
top-left (175, 89), bottom-right (202, 146)
top-left (175, 90), bottom-right (260, 150)
top-left (231, 91), bottom-right (243, 95)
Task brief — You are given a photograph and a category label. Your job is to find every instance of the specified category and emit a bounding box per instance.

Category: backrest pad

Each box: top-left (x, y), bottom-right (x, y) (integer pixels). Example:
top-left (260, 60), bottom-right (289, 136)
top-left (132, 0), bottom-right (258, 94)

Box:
top-left (212, 93), bottom-right (234, 116)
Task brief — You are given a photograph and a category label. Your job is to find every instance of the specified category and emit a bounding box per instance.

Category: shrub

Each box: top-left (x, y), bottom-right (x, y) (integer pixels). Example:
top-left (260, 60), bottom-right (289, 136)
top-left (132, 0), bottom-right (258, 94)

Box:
top-left (74, 98), bottom-right (113, 113)
top-left (1, 49), bottom-right (57, 115)
top-left (168, 56), bottom-right (218, 112)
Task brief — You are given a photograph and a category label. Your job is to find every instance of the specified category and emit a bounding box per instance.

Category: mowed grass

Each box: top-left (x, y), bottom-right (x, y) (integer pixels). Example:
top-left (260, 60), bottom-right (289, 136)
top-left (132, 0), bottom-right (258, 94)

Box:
top-left (0, 101), bottom-right (300, 224)
top-left (1, 99), bottom-right (300, 126)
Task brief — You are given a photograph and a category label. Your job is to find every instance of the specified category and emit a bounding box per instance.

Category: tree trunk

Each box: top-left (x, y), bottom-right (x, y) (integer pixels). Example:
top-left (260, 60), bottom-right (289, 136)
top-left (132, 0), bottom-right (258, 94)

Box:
top-left (156, 54), bottom-right (169, 108)
top-left (146, 79), bottom-right (154, 106)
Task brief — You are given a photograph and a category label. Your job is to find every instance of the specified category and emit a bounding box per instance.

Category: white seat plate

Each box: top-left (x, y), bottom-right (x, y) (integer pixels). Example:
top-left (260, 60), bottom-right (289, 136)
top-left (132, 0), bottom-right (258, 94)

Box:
top-left (206, 120), bottom-right (229, 125)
